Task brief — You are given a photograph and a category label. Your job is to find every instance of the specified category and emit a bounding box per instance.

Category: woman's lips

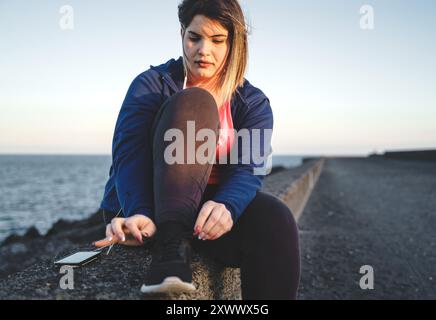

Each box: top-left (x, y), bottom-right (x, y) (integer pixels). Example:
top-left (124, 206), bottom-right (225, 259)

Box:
top-left (196, 62), bottom-right (213, 68)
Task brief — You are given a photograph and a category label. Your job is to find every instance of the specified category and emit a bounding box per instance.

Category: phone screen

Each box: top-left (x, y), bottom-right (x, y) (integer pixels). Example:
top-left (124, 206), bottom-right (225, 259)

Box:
top-left (54, 251), bottom-right (101, 266)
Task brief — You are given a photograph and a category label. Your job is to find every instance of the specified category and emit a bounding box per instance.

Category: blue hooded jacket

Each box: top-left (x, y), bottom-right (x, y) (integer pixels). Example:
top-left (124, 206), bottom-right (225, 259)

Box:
top-left (99, 56), bottom-right (273, 223)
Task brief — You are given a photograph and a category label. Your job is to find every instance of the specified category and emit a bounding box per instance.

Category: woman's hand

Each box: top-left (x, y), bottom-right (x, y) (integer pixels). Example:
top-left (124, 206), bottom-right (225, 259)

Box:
top-left (194, 200), bottom-right (233, 241)
top-left (93, 214), bottom-right (157, 247)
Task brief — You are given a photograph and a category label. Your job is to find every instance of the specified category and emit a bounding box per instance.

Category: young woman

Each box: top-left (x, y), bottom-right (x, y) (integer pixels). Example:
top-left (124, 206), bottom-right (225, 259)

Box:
top-left (94, 0), bottom-right (300, 300)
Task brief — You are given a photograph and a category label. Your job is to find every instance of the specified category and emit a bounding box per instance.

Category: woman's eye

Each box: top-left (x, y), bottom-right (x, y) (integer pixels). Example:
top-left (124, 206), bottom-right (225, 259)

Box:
top-left (189, 37), bottom-right (224, 44)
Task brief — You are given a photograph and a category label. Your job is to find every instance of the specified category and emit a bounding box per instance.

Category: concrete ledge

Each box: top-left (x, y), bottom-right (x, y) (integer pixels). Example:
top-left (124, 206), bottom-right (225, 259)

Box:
top-left (269, 158), bottom-right (324, 221)
top-left (0, 159), bottom-right (324, 300)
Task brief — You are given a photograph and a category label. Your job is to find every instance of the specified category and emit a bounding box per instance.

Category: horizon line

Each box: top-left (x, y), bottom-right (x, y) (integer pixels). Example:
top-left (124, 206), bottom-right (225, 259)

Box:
top-left (0, 148), bottom-right (435, 157)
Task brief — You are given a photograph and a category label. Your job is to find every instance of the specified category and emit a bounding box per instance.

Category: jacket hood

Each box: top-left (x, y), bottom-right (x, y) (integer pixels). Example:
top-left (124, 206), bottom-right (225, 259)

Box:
top-left (149, 56), bottom-right (185, 93)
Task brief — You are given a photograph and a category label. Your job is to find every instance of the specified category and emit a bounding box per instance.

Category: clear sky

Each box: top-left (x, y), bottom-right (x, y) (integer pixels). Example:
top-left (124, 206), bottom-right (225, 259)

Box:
top-left (1, 0), bottom-right (435, 156)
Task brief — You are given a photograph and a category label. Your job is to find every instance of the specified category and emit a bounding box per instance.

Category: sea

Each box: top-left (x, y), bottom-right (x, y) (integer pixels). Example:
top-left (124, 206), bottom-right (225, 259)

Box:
top-left (0, 154), bottom-right (306, 242)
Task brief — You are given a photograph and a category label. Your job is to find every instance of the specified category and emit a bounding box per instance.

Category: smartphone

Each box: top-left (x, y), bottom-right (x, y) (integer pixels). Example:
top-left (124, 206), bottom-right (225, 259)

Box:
top-left (54, 250), bottom-right (102, 267)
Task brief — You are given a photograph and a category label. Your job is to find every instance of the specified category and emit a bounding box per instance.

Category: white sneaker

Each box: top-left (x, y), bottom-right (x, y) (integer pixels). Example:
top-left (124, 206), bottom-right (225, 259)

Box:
top-left (140, 276), bottom-right (196, 294)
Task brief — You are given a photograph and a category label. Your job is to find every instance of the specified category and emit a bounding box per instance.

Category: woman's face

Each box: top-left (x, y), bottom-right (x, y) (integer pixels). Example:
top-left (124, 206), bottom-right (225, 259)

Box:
top-left (182, 14), bottom-right (230, 84)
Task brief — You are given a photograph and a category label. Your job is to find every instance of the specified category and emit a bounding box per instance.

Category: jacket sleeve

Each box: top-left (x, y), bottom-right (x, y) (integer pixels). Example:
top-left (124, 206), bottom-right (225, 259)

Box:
top-left (211, 94), bottom-right (274, 223)
top-left (112, 70), bottom-right (163, 218)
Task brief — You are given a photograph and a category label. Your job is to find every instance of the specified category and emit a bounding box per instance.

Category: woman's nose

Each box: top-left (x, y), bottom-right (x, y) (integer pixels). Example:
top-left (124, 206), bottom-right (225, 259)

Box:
top-left (198, 40), bottom-right (212, 55)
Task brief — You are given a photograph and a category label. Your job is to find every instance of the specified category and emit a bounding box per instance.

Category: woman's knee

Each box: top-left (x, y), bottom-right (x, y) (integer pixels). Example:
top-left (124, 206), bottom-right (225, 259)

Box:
top-left (269, 200), bottom-right (298, 238)
top-left (157, 87), bottom-right (219, 135)
top-left (153, 87), bottom-right (220, 146)
top-left (245, 192), bottom-right (299, 237)
top-left (170, 87), bottom-right (217, 115)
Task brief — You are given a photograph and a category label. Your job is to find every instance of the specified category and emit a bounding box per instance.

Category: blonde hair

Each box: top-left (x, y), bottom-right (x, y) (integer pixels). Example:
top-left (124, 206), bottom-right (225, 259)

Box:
top-left (178, 0), bottom-right (250, 105)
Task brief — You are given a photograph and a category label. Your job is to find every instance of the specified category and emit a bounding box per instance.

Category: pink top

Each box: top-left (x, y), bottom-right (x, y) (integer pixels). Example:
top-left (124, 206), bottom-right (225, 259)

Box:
top-left (208, 99), bottom-right (235, 185)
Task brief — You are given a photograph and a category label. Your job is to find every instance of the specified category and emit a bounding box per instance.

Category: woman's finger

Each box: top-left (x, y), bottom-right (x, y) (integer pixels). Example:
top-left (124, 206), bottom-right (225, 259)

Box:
top-left (105, 223), bottom-right (114, 240)
top-left (209, 230), bottom-right (224, 241)
top-left (206, 221), bottom-right (224, 240)
top-left (207, 209), bottom-right (233, 240)
top-left (142, 219), bottom-right (157, 238)
top-left (210, 215), bottom-right (233, 240)
top-left (201, 208), bottom-right (223, 239)
top-left (95, 216), bottom-right (158, 248)
top-left (125, 219), bottom-right (143, 244)
top-left (93, 224), bottom-right (117, 247)
top-left (111, 218), bottom-right (126, 242)
top-left (194, 201), bottom-right (214, 235)
top-left (94, 234), bottom-right (140, 247)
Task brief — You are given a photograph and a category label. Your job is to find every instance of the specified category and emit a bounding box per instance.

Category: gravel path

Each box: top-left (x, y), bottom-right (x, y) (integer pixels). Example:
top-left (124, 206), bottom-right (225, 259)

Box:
top-left (298, 157), bottom-right (436, 299)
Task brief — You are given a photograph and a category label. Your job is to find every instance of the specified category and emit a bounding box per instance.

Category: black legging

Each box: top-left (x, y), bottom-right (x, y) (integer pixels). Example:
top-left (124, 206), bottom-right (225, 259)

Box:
top-left (193, 183), bottom-right (301, 300)
top-left (115, 87), bottom-right (300, 299)
top-left (151, 87), bottom-right (220, 230)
